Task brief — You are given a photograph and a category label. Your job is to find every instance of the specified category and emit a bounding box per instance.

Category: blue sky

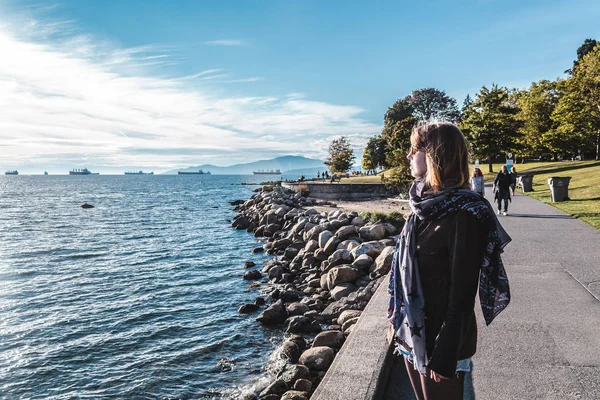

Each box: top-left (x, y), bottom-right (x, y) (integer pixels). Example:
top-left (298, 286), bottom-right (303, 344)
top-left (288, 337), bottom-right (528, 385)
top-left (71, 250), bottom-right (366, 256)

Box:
top-left (0, 0), bottom-right (599, 173)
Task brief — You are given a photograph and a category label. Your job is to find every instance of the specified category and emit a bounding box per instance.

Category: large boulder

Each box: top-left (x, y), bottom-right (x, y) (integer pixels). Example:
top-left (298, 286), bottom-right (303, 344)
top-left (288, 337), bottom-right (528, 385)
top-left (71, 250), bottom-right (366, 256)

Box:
top-left (382, 222), bottom-right (399, 236)
top-left (323, 236), bottom-right (341, 255)
top-left (281, 391), bottom-right (309, 400)
top-left (370, 246), bottom-right (395, 277)
top-left (351, 241), bottom-right (385, 259)
top-left (232, 215), bottom-right (250, 229)
top-left (243, 270), bottom-right (262, 280)
top-left (303, 225), bottom-right (325, 242)
top-left (304, 240), bottom-right (319, 253)
top-left (298, 346), bottom-right (335, 371)
top-left (351, 216), bottom-right (365, 226)
top-left (272, 238), bottom-right (293, 251)
top-left (264, 223), bottom-right (282, 237)
top-left (328, 249), bottom-right (353, 268)
top-left (335, 225), bottom-right (359, 241)
top-left (318, 230), bottom-right (334, 249)
top-left (278, 364), bottom-right (311, 386)
top-left (330, 282), bottom-right (357, 301)
top-left (284, 316), bottom-right (322, 334)
top-left (287, 302), bottom-right (310, 316)
top-left (280, 341), bottom-right (301, 363)
top-left (312, 330), bottom-right (345, 349)
top-left (238, 303), bottom-right (260, 313)
top-left (337, 310), bottom-right (362, 326)
top-left (291, 220), bottom-right (308, 235)
top-left (359, 224), bottom-right (387, 241)
top-left (256, 299), bottom-right (288, 325)
top-left (259, 379), bottom-right (289, 398)
top-left (337, 239), bottom-right (361, 252)
top-left (352, 254), bottom-right (373, 272)
top-left (326, 266), bottom-right (362, 289)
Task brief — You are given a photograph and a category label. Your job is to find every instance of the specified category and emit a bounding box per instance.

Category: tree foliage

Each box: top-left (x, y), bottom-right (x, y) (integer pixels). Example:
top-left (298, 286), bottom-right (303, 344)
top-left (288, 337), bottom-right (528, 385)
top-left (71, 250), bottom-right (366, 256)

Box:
top-left (516, 79), bottom-right (561, 159)
top-left (553, 43), bottom-right (600, 160)
top-left (407, 88), bottom-right (461, 122)
top-left (460, 85), bottom-right (522, 172)
top-left (325, 136), bottom-right (355, 173)
top-left (362, 135), bottom-right (387, 171)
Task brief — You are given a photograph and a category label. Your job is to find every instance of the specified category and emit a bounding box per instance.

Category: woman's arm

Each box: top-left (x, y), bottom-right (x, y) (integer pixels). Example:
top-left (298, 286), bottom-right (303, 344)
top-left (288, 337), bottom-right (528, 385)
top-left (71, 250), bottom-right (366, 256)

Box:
top-left (427, 211), bottom-right (483, 378)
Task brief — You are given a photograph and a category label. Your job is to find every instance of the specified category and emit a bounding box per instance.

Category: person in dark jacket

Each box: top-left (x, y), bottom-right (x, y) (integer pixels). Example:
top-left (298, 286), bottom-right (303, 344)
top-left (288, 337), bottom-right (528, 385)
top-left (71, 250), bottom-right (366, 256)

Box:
top-left (493, 165), bottom-right (512, 215)
top-left (388, 122), bottom-right (511, 400)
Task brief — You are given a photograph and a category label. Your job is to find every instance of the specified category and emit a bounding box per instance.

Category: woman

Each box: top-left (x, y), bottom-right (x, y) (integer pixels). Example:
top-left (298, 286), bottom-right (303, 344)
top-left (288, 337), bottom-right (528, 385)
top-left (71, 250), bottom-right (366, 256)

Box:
top-left (388, 122), bottom-right (511, 400)
top-left (493, 166), bottom-right (512, 216)
top-left (470, 167), bottom-right (485, 197)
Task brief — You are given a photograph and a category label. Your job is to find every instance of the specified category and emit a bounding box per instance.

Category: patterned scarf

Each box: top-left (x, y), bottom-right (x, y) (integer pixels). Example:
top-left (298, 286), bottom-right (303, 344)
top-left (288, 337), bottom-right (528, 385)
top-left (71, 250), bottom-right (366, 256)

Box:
top-left (388, 179), bottom-right (511, 375)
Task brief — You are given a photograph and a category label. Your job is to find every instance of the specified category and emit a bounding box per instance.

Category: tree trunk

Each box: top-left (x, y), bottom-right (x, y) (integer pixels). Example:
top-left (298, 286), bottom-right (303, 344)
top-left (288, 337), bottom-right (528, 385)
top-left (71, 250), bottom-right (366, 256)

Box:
top-left (596, 133), bottom-right (599, 161)
top-left (488, 155), bottom-right (493, 173)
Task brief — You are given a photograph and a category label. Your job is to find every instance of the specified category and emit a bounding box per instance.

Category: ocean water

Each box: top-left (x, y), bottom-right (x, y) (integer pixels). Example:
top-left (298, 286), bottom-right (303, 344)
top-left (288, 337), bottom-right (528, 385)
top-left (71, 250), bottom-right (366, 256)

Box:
top-left (0, 174), bottom-right (284, 399)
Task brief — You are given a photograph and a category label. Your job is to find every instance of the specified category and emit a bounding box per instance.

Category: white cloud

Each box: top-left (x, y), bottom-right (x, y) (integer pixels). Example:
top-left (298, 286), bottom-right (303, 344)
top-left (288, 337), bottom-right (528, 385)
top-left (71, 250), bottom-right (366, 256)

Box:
top-left (0, 19), bottom-right (380, 171)
top-left (204, 39), bottom-right (246, 46)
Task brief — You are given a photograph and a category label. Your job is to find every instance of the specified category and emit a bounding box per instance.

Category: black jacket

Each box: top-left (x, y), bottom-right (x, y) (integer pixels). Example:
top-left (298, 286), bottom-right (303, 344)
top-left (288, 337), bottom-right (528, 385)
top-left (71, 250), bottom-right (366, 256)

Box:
top-left (415, 210), bottom-right (484, 377)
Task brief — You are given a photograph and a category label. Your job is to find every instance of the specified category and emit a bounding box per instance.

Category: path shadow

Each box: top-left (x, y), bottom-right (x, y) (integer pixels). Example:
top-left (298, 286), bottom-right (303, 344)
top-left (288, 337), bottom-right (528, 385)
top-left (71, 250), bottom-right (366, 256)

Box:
top-left (383, 355), bottom-right (477, 399)
top-left (526, 162), bottom-right (600, 176)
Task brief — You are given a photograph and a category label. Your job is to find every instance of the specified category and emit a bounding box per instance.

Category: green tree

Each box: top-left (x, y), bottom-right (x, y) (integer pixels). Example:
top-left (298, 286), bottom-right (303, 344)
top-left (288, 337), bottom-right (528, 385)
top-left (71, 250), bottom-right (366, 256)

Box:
top-left (553, 44), bottom-right (600, 160)
top-left (325, 136), bottom-right (356, 173)
top-left (516, 79), bottom-right (561, 160)
top-left (408, 88), bottom-right (461, 122)
top-left (362, 135), bottom-right (387, 172)
top-left (567, 39), bottom-right (600, 73)
top-left (460, 85), bottom-right (522, 172)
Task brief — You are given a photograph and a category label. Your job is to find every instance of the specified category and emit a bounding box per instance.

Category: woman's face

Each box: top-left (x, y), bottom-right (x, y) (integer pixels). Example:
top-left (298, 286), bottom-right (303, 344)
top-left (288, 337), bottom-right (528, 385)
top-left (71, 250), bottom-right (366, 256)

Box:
top-left (407, 150), bottom-right (427, 178)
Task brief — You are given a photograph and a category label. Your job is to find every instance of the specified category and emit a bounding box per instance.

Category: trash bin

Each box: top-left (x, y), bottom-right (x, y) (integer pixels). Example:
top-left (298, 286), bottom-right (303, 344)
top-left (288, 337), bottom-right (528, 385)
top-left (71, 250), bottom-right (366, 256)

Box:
top-left (547, 176), bottom-right (571, 202)
top-left (519, 175), bottom-right (533, 192)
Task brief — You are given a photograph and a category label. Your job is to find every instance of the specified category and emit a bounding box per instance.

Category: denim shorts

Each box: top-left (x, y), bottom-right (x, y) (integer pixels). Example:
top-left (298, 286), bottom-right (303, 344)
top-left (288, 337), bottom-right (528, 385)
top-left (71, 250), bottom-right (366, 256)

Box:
top-left (398, 346), bottom-right (472, 373)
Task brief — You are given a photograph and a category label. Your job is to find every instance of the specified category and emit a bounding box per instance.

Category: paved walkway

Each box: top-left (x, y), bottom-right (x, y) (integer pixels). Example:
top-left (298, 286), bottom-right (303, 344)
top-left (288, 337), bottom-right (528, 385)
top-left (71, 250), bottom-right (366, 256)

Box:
top-left (386, 184), bottom-right (600, 399)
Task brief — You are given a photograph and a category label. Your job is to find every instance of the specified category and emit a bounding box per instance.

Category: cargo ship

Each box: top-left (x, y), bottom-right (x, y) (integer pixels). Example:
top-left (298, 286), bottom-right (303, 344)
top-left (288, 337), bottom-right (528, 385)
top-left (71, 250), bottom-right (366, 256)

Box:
top-left (69, 168), bottom-right (99, 175)
top-left (178, 169), bottom-right (210, 175)
top-left (253, 169), bottom-right (281, 175)
top-left (5, 170), bottom-right (18, 175)
top-left (125, 171), bottom-right (154, 175)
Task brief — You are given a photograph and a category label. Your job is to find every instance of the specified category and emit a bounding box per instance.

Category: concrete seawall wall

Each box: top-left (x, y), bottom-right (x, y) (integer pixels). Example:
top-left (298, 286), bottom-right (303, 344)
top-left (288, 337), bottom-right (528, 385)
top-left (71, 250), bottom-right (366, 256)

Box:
top-left (311, 275), bottom-right (396, 400)
top-left (281, 182), bottom-right (395, 200)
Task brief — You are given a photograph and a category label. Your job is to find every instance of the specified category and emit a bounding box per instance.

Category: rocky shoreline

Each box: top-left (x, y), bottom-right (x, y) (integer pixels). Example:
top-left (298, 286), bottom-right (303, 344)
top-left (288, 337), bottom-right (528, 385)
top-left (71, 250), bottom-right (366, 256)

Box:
top-left (230, 184), bottom-right (403, 400)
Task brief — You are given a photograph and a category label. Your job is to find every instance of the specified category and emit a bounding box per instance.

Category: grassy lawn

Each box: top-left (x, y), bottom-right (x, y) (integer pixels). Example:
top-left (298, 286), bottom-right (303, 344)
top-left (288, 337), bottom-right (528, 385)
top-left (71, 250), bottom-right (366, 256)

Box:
top-left (338, 160), bottom-right (600, 230)
top-left (509, 161), bottom-right (600, 230)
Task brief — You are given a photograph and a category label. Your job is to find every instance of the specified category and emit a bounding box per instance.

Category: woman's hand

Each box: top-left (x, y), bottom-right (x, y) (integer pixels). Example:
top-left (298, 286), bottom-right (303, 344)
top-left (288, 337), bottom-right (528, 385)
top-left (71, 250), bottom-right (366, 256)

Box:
top-left (428, 368), bottom-right (449, 382)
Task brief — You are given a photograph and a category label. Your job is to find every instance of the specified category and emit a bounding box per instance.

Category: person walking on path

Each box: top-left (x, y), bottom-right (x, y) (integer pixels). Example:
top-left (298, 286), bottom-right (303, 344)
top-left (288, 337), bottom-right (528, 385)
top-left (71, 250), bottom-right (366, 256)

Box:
top-left (388, 121), bottom-right (511, 400)
top-left (510, 166), bottom-right (518, 196)
top-left (493, 165), bottom-right (512, 215)
top-left (470, 167), bottom-right (485, 197)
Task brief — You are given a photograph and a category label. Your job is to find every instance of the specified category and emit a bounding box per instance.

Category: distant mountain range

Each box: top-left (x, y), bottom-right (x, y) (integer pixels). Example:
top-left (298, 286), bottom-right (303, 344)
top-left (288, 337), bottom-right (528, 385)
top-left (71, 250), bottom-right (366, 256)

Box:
top-left (162, 155), bottom-right (325, 175)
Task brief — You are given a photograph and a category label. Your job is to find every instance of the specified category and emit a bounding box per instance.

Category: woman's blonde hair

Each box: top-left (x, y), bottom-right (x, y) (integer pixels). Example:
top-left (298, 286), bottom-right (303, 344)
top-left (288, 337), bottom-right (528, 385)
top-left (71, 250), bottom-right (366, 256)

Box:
top-left (410, 121), bottom-right (470, 191)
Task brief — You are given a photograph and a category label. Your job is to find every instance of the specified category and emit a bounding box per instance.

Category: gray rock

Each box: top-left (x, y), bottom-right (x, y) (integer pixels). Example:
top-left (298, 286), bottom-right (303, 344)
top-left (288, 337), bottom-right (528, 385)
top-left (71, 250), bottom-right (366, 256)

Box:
top-left (256, 299), bottom-right (288, 325)
top-left (337, 310), bottom-right (362, 326)
top-left (318, 230), bottom-right (334, 249)
top-left (232, 215), bottom-right (250, 229)
top-left (342, 316), bottom-right (360, 332)
top-left (337, 239), bottom-right (361, 252)
top-left (304, 239), bottom-right (319, 253)
top-left (298, 346), bottom-right (335, 371)
top-left (278, 363), bottom-right (311, 385)
top-left (335, 225), bottom-right (359, 241)
top-left (323, 236), bottom-right (341, 255)
top-left (280, 341), bottom-right (301, 363)
top-left (303, 225), bottom-right (325, 242)
top-left (284, 315), bottom-right (322, 334)
top-left (328, 249), bottom-right (353, 268)
top-left (314, 248), bottom-right (328, 261)
top-left (259, 379), bottom-right (289, 397)
top-left (330, 282), bottom-right (357, 301)
top-left (287, 302), bottom-right (310, 316)
top-left (359, 224), bottom-right (387, 241)
top-left (281, 391), bottom-right (309, 400)
top-left (243, 270), bottom-right (263, 280)
top-left (238, 303), bottom-right (260, 313)
top-left (370, 246), bottom-right (395, 277)
top-left (264, 223), bottom-right (282, 237)
top-left (382, 222), bottom-right (398, 236)
top-left (273, 238), bottom-right (293, 251)
top-left (352, 254), bottom-right (373, 271)
top-left (293, 379), bottom-right (312, 392)
top-left (350, 216), bottom-right (365, 226)
top-left (326, 266), bottom-right (361, 290)
top-left (243, 261), bottom-right (256, 268)
top-left (312, 330), bottom-right (345, 349)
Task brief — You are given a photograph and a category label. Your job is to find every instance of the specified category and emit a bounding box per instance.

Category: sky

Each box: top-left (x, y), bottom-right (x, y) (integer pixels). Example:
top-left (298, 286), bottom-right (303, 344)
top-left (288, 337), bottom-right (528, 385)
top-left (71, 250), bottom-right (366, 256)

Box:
top-left (0, 0), bottom-right (599, 174)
